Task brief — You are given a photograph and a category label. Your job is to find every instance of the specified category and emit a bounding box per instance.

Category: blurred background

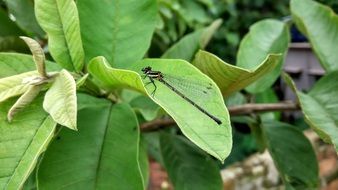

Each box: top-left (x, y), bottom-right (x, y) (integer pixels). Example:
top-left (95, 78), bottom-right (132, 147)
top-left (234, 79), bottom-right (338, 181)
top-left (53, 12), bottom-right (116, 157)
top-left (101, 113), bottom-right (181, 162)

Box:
top-left (1, 0), bottom-right (337, 189)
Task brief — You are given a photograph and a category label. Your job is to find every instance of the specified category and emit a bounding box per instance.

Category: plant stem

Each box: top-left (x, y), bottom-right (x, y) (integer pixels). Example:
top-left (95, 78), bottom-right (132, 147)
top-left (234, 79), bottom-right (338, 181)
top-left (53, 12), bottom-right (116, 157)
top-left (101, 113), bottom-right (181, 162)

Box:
top-left (140, 101), bottom-right (299, 132)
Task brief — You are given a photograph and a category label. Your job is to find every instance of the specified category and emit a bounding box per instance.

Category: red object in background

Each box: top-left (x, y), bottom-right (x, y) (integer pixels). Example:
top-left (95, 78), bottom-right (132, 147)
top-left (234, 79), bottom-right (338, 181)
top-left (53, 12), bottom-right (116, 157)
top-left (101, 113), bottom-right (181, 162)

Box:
top-left (148, 159), bottom-right (172, 190)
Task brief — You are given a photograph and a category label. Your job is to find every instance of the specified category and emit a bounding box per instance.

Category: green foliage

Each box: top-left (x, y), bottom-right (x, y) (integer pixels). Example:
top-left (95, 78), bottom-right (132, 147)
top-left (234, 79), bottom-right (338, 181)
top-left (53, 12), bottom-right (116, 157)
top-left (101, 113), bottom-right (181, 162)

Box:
top-left (35, 0), bottom-right (85, 72)
top-left (263, 122), bottom-right (319, 189)
top-left (291, 0), bottom-right (338, 72)
top-left (77, 0), bottom-right (158, 69)
top-left (38, 97), bottom-right (144, 189)
top-left (237, 19), bottom-right (290, 93)
top-left (193, 51), bottom-right (282, 97)
top-left (284, 72), bottom-right (338, 151)
top-left (160, 133), bottom-right (223, 190)
top-left (0, 97), bottom-right (57, 189)
top-left (0, 0), bottom-right (337, 189)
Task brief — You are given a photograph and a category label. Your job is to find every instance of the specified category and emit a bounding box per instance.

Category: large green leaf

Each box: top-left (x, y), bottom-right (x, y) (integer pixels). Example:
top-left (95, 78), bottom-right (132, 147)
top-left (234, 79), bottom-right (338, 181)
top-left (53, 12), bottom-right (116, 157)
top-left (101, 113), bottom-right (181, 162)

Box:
top-left (4, 0), bottom-right (44, 36)
top-left (237, 19), bottom-right (289, 93)
top-left (35, 0), bottom-right (84, 71)
top-left (0, 71), bottom-right (37, 103)
top-left (38, 95), bottom-right (144, 189)
top-left (0, 96), bottom-right (57, 189)
top-left (43, 70), bottom-right (77, 130)
top-left (161, 19), bottom-right (222, 61)
top-left (283, 72), bottom-right (338, 151)
top-left (193, 50), bottom-right (282, 97)
top-left (87, 56), bottom-right (144, 92)
top-left (263, 121), bottom-right (319, 189)
top-left (77, 0), bottom-right (157, 68)
top-left (135, 59), bottom-right (232, 161)
top-left (291, 0), bottom-right (338, 72)
top-left (0, 53), bottom-right (61, 78)
top-left (160, 133), bottom-right (223, 190)
top-left (89, 57), bottom-right (232, 161)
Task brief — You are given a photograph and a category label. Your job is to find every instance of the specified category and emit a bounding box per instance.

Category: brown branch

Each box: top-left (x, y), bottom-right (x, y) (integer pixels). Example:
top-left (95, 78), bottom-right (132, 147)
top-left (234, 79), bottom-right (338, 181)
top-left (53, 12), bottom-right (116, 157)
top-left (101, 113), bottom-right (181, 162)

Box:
top-left (228, 101), bottom-right (299, 115)
top-left (140, 101), bottom-right (300, 132)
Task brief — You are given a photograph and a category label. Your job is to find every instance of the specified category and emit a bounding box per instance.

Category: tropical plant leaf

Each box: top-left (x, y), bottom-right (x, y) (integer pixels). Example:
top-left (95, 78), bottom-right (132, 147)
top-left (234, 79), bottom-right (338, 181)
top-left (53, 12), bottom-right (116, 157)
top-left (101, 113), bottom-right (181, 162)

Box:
top-left (89, 57), bottom-right (232, 161)
top-left (0, 53), bottom-right (36, 77)
top-left (0, 71), bottom-right (38, 103)
top-left (8, 85), bottom-right (43, 122)
top-left (237, 19), bottom-right (290, 93)
top-left (35, 0), bottom-right (84, 71)
top-left (130, 95), bottom-right (161, 121)
top-left (160, 133), bottom-right (223, 190)
top-left (283, 72), bottom-right (338, 151)
top-left (87, 56), bottom-right (144, 92)
top-left (20, 37), bottom-right (47, 78)
top-left (161, 19), bottom-right (222, 61)
top-left (4, 0), bottom-right (44, 36)
top-left (193, 50), bottom-right (282, 97)
top-left (77, 0), bottom-right (157, 68)
top-left (43, 70), bottom-right (77, 130)
top-left (0, 96), bottom-right (57, 189)
top-left (291, 0), bottom-right (338, 72)
top-left (134, 59), bottom-right (232, 161)
top-left (263, 121), bottom-right (319, 189)
top-left (0, 53), bottom-right (61, 78)
top-left (38, 96), bottom-right (144, 189)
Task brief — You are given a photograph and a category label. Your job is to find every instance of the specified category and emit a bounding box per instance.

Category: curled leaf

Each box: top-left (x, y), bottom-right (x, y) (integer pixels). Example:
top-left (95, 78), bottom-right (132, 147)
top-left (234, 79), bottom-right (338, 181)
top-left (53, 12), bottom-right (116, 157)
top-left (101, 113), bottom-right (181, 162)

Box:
top-left (76, 73), bottom-right (89, 89)
top-left (43, 70), bottom-right (77, 130)
top-left (20, 36), bottom-right (47, 78)
top-left (0, 71), bottom-right (38, 103)
top-left (7, 85), bottom-right (43, 122)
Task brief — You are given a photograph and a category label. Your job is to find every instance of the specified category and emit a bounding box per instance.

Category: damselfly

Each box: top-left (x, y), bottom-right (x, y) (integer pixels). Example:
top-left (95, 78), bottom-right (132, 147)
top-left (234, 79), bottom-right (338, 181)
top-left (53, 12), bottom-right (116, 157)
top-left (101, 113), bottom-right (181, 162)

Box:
top-left (142, 66), bottom-right (222, 125)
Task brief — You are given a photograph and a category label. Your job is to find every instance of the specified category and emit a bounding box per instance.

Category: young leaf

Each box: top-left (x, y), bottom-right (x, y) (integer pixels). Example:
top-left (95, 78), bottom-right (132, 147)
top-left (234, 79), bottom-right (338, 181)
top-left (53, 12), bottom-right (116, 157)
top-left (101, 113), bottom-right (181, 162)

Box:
top-left (160, 133), bottom-right (223, 190)
top-left (237, 19), bottom-right (290, 93)
top-left (38, 97), bottom-right (144, 189)
top-left (20, 37), bottom-right (47, 78)
top-left (43, 70), bottom-right (77, 130)
top-left (8, 85), bottom-right (43, 122)
top-left (283, 72), bottom-right (338, 151)
top-left (291, 0), bottom-right (338, 72)
top-left (0, 71), bottom-right (38, 103)
top-left (263, 122), bottom-right (319, 189)
top-left (77, 0), bottom-right (157, 68)
top-left (0, 96), bottom-right (57, 189)
top-left (193, 50), bottom-right (282, 97)
top-left (35, 0), bottom-right (84, 72)
top-left (76, 73), bottom-right (89, 89)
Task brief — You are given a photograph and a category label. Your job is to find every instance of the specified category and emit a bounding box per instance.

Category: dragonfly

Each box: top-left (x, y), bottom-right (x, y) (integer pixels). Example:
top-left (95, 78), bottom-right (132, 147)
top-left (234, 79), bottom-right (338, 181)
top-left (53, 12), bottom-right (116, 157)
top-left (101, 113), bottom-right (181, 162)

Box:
top-left (142, 66), bottom-right (222, 125)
